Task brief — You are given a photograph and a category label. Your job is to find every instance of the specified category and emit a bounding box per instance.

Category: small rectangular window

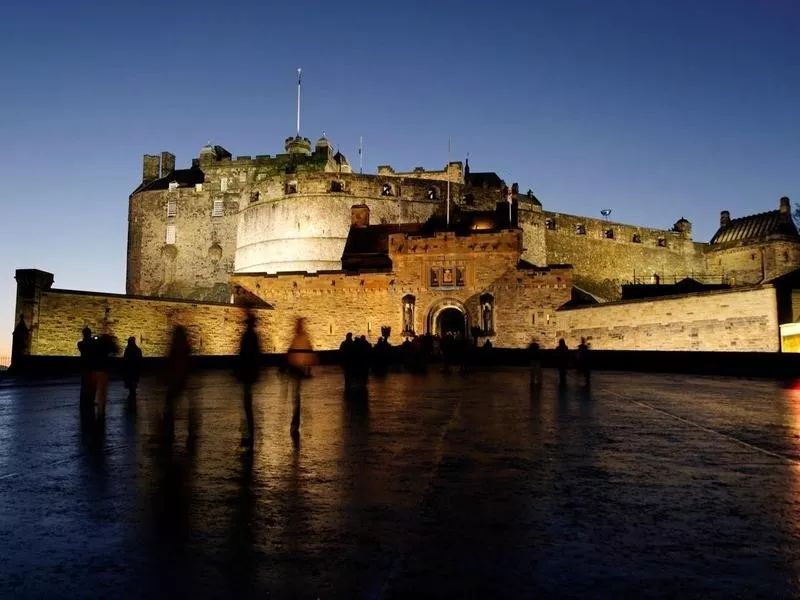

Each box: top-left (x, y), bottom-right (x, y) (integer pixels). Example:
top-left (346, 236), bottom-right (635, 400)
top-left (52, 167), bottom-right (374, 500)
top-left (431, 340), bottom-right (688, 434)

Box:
top-left (456, 268), bottom-right (465, 287)
top-left (212, 199), bottom-right (224, 217)
top-left (166, 224), bottom-right (176, 244)
top-left (166, 199), bottom-right (177, 217)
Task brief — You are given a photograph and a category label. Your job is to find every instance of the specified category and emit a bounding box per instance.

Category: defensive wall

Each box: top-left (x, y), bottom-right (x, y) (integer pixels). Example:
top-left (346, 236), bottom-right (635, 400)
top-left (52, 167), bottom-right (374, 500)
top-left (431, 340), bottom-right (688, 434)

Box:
top-left (706, 240), bottom-right (800, 285)
top-left (542, 210), bottom-right (707, 299)
top-left (556, 285), bottom-right (779, 352)
top-left (14, 270), bottom-right (273, 358)
top-left (232, 229), bottom-right (573, 351)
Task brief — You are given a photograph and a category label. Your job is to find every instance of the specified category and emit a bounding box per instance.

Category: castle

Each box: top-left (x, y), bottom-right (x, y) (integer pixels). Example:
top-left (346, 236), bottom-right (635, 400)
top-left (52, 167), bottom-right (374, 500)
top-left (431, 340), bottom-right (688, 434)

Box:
top-left (11, 132), bottom-right (800, 365)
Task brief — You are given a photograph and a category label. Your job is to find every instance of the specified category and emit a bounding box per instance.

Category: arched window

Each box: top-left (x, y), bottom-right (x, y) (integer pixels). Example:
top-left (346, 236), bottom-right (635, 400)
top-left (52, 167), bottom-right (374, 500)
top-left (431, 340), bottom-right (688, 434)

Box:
top-left (426, 187), bottom-right (438, 200)
top-left (285, 181), bottom-right (298, 195)
top-left (402, 294), bottom-right (415, 335)
top-left (479, 293), bottom-right (494, 335)
top-left (604, 229), bottom-right (614, 239)
top-left (575, 224), bottom-right (586, 235)
top-left (632, 233), bottom-right (641, 243)
top-left (381, 183), bottom-right (394, 197)
top-left (545, 218), bottom-right (556, 230)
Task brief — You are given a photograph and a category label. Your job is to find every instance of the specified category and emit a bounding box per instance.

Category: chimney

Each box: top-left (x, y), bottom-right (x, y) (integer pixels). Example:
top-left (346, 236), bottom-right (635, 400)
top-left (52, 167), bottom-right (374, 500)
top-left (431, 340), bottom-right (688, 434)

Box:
top-left (160, 152), bottom-right (175, 177)
top-left (351, 204), bottom-right (370, 228)
top-left (779, 196), bottom-right (791, 222)
top-left (720, 210), bottom-right (731, 227)
top-left (142, 154), bottom-right (160, 183)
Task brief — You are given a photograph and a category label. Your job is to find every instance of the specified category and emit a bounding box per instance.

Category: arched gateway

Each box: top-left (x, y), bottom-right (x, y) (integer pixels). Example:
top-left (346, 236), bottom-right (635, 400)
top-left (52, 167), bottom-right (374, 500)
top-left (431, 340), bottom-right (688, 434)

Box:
top-left (427, 298), bottom-right (469, 337)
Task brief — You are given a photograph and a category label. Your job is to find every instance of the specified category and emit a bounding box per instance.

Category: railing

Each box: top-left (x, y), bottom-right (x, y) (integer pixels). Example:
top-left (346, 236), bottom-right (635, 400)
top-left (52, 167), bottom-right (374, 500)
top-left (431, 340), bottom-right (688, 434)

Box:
top-left (628, 274), bottom-right (730, 286)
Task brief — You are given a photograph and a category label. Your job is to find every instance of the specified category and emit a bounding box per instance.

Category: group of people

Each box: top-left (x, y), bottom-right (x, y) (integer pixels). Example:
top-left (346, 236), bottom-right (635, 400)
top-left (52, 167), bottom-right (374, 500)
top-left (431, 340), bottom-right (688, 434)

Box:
top-left (77, 315), bottom-right (318, 450)
top-left (529, 337), bottom-right (592, 389)
top-left (338, 333), bottom-right (391, 390)
top-left (78, 327), bottom-right (142, 424)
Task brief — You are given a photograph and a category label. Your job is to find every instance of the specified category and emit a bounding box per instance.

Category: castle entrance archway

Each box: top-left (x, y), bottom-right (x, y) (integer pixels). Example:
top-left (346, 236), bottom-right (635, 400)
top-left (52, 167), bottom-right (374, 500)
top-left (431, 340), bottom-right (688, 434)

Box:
top-left (427, 299), bottom-right (469, 338)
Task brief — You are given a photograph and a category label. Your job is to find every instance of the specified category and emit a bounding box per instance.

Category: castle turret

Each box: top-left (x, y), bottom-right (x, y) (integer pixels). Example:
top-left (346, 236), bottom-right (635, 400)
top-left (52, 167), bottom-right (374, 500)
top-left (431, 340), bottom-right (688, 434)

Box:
top-left (720, 210), bottom-right (731, 227)
top-left (673, 217), bottom-right (692, 237)
top-left (285, 135), bottom-right (312, 156)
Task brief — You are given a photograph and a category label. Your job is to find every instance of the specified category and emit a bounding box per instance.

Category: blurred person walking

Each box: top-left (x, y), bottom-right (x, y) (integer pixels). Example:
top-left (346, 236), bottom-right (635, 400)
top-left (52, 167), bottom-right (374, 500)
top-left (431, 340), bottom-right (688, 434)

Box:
top-left (236, 312), bottom-right (262, 449)
top-left (123, 336), bottom-right (143, 408)
top-left (163, 325), bottom-right (191, 442)
top-left (286, 318), bottom-right (317, 437)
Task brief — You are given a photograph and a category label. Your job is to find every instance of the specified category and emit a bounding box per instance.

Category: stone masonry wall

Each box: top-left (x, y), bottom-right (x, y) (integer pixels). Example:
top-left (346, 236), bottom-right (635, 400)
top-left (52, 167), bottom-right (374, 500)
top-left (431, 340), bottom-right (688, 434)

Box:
top-left (127, 187), bottom-right (238, 300)
top-left (705, 240), bottom-right (800, 285)
top-left (543, 211), bottom-right (707, 299)
top-left (556, 286), bottom-right (779, 352)
top-left (232, 230), bottom-right (573, 351)
top-left (28, 290), bottom-right (273, 357)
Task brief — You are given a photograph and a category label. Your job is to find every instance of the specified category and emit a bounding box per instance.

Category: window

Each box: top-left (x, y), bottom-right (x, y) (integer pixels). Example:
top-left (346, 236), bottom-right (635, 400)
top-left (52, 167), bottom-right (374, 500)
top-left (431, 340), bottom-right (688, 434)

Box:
top-left (632, 233), bottom-right (641, 243)
top-left (330, 180), bottom-right (345, 193)
top-left (249, 190), bottom-right (260, 204)
top-left (480, 293), bottom-right (494, 335)
top-left (427, 187), bottom-right (438, 200)
top-left (463, 193), bottom-right (474, 206)
top-left (168, 181), bottom-right (178, 191)
top-left (212, 199), bottom-right (223, 217)
top-left (604, 229), bottom-right (614, 239)
top-left (545, 218), bottom-right (556, 230)
top-left (575, 224), bottom-right (586, 235)
top-left (166, 199), bottom-right (177, 217)
top-left (220, 177), bottom-right (228, 192)
top-left (166, 224), bottom-right (176, 244)
top-left (381, 183), bottom-right (394, 197)
top-left (657, 238), bottom-right (667, 247)
top-left (286, 182), bottom-right (297, 194)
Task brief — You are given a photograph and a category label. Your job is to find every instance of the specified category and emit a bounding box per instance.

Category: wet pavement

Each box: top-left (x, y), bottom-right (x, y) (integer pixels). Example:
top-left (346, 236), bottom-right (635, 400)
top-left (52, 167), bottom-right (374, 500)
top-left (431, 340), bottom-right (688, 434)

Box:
top-left (1, 367), bottom-right (800, 599)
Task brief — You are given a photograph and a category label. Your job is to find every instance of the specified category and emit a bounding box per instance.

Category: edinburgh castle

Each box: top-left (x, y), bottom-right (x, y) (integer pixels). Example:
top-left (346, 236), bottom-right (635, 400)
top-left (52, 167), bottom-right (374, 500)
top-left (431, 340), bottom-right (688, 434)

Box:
top-left (12, 132), bottom-right (800, 363)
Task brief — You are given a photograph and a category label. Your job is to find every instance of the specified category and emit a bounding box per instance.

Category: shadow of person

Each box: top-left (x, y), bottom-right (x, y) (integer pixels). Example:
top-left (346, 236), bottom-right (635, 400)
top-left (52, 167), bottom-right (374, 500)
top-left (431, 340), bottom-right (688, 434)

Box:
top-left (225, 451), bottom-right (257, 597)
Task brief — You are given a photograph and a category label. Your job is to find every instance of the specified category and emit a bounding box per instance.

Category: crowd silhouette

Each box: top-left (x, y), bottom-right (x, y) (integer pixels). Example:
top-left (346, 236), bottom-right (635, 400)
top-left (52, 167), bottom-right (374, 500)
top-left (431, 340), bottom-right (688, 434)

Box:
top-left (74, 318), bottom-right (594, 449)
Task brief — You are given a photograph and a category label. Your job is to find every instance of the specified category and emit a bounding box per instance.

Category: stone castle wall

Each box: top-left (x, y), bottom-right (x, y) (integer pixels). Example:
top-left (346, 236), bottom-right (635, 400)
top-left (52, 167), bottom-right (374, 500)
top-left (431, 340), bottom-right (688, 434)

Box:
top-left (556, 286), bottom-right (779, 352)
top-left (706, 240), bottom-right (800, 285)
top-left (235, 172), bottom-right (443, 273)
top-left (232, 230), bottom-right (573, 351)
top-left (542, 211), bottom-right (707, 299)
top-left (127, 186), bottom-right (238, 300)
top-left (16, 286), bottom-right (273, 357)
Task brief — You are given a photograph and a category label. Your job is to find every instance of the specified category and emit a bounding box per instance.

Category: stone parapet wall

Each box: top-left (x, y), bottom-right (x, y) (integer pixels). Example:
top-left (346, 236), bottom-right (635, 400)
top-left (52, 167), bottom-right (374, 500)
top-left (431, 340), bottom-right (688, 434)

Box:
top-left (556, 286), bottom-right (779, 352)
top-left (542, 211), bottom-right (707, 299)
top-left (705, 240), bottom-right (800, 285)
top-left (24, 290), bottom-right (273, 357)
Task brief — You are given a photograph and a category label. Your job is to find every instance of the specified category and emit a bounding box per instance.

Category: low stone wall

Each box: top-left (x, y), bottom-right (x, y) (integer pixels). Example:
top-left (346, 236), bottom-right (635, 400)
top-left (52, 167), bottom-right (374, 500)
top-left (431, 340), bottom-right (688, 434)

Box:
top-left (556, 286), bottom-right (779, 352)
top-left (25, 290), bottom-right (273, 357)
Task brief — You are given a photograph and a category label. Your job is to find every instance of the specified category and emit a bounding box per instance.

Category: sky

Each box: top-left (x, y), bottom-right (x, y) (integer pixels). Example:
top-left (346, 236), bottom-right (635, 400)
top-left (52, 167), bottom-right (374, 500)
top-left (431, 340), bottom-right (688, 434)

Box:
top-left (1, 0), bottom-right (798, 359)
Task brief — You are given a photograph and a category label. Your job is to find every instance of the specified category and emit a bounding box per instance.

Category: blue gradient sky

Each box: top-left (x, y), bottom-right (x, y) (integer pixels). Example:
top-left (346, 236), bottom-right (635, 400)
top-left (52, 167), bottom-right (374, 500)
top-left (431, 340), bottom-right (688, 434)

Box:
top-left (1, 0), bottom-right (798, 357)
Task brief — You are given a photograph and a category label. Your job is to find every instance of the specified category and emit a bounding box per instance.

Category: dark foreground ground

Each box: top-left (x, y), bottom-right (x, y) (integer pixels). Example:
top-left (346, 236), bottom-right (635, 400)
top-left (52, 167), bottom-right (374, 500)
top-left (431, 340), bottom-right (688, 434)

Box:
top-left (1, 367), bottom-right (800, 599)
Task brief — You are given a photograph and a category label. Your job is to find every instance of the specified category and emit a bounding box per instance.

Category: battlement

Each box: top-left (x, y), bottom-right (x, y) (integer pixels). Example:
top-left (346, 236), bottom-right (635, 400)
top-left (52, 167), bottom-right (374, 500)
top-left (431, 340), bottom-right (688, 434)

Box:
top-left (388, 229), bottom-right (522, 257)
top-left (378, 161), bottom-right (463, 183)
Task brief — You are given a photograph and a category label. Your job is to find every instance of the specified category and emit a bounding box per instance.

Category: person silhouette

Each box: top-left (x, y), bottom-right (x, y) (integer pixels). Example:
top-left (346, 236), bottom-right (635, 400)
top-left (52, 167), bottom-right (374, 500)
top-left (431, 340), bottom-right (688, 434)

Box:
top-left (286, 318), bottom-right (317, 437)
top-left (236, 312), bottom-right (262, 449)
top-left (77, 327), bottom-right (97, 424)
top-left (576, 337), bottom-right (591, 389)
top-left (123, 336), bottom-right (143, 406)
top-left (556, 338), bottom-right (569, 387)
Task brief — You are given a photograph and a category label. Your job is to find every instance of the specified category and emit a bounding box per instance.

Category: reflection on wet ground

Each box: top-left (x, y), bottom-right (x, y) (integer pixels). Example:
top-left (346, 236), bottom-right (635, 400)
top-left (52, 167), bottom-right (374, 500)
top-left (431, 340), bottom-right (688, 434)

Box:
top-left (1, 367), bottom-right (800, 598)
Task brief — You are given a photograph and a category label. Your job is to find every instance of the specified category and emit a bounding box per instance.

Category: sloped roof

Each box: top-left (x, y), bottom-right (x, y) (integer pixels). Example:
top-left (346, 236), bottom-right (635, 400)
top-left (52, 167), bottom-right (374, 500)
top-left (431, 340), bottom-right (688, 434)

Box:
top-left (134, 167), bottom-right (205, 194)
top-left (465, 172), bottom-right (503, 189)
top-left (341, 223), bottom-right (423, 270)
top-left (710, 210), bottom-right (798, 245)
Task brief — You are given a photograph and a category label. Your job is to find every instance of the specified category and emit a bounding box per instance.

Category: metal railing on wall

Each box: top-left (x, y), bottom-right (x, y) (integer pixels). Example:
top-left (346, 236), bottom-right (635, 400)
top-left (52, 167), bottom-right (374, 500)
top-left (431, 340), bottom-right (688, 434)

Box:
top-left (628, 274), bottom-right (730, 286)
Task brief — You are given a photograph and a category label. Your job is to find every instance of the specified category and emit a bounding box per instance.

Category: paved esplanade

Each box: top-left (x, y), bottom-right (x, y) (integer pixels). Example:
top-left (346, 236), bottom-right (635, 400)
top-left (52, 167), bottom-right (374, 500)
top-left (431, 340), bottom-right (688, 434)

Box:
top-left (2, 368), bottom-right (800, 598)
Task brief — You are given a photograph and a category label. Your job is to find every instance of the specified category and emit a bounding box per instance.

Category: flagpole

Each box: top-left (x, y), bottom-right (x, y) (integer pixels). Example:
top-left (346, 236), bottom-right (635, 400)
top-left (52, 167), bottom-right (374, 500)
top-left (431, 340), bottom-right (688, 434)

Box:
top-left (446, 136), bottom-right (451, 227)
top-left (296, 67), bottom-right (302, 137)
top-left (359, 136), bottom-right (363, 174)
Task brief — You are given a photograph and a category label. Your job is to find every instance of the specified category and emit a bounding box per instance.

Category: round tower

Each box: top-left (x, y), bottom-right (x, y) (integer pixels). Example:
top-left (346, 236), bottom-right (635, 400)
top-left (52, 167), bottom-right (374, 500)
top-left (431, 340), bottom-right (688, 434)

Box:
top-left (284, 135), bottom-right (312, 156)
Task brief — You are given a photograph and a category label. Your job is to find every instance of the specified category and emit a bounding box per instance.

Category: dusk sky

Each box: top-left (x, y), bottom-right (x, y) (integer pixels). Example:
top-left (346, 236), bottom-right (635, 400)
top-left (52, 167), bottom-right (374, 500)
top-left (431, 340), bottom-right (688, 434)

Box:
top-left (1, 0), bottom-right (798, 357)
